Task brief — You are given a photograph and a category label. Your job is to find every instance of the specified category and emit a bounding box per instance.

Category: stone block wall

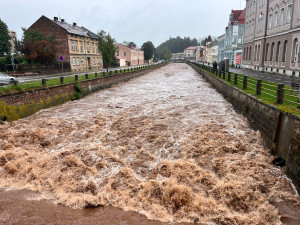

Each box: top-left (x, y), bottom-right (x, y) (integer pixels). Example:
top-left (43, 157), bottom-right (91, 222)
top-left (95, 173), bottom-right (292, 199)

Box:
top-left (190, 62), bottom-right (300, 194)
top-left (0, 64), bottom-right (165, 121)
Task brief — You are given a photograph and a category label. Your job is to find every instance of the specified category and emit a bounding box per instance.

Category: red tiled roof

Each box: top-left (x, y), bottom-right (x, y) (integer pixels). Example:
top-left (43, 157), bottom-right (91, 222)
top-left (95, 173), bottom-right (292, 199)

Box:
top-left (237, 9), bottom-right (246, 24)
top-left (231, 9), bottom-right (246, 24)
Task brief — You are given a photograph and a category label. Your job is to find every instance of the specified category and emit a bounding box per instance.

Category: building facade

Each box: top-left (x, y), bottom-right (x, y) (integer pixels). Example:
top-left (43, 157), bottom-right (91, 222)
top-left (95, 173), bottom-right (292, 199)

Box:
top-left (206, 41), bottom-right (219, 63)
top-left (219, 9), bottom-right (246, 66)
top-left (243, 0), bottom-right (300, 76)
top-left (218, 34), bottom-right (226, 62)
top-left (184, 46), bottom-right (198, 60)
top-left (115, 43), bottom-right (144, 67)
top-left (28, 15), bottom-right (103, 72)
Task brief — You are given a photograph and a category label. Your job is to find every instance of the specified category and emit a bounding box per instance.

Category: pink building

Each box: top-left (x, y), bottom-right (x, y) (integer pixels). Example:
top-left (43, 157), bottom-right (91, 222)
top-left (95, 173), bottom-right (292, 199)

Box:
top-left (115, 43), bottom-right (144, 67)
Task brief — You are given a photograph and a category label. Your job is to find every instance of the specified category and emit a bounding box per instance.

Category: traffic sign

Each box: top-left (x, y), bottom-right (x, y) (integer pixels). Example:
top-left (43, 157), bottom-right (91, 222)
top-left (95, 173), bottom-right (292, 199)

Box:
top-left (59, 56), bottom-right (64, 61)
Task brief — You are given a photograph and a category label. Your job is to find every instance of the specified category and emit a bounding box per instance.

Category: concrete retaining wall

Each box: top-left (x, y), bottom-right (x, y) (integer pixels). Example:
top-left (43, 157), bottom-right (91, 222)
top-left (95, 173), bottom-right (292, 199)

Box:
top-left (0, 64), bottom-right (166, 121)
top-left (189, 62), bottom-right (300, 194)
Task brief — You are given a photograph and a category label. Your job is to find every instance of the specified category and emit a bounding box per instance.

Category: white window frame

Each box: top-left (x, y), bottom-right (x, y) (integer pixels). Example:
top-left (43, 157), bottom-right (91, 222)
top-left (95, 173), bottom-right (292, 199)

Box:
top-left (280, 8), bottom-right (285, 26)
top-left (274, 10), bottom-right (278, 28)
top-left (77, 57), bottom-right (79, 66)
top-left (73, 58), bottom-right (76, 66)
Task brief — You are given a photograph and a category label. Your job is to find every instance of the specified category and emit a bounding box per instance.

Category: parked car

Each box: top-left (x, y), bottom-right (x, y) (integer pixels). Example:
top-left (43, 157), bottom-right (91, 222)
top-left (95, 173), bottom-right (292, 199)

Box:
top-left (0, 72), bottom-right (17, 85)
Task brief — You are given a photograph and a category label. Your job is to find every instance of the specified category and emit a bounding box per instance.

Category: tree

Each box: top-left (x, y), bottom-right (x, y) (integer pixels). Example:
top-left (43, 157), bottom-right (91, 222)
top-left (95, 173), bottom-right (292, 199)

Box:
top-left (0, 18), bottom-right (12, 56)
top-left (141, 41), bottom-right (155, 62)
top-left (97, 30), bottom-right (116, 71)
top-left (155, 36), bottom-right (198, 59)
top-left (163, 47), bottom-right (171, 61)
top-left (21, 28), bottom-right (56, 64)
top-left (127, 41), bottom-right (137, 48)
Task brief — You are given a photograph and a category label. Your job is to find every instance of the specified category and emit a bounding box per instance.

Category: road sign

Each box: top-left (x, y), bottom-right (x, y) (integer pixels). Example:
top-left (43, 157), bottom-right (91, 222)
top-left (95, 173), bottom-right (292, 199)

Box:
top-left (59, 56), bottom-right (64, 61)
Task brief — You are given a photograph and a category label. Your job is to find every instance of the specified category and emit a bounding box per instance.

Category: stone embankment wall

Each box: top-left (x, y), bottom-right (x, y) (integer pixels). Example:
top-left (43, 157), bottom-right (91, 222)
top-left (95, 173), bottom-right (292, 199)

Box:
top-left (0, 64), bottom-right (165, 121)
top-left (189, 62), bottom-right (300, 194)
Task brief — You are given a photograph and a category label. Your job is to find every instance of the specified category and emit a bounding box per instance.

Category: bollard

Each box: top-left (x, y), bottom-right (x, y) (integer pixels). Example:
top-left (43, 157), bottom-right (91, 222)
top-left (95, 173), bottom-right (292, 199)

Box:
top-left (85, 73), bottom-right (88, 79)
top-left (256, 80), bottom-right (262, 95)
top-left (60, 76), bottom-right (64, 84)
top-left (234, 74), bottom-right (238, 85)
top-left (42, 78), bottom-right (47, 86)
top-left (95, 72), bottom-right (98, 77)
top-left (222, 71), bottom-right (226, 79)
top-left (75, 75), bottom-right (78, 81)
top-left (277, 84), bottom-right (284, 104)
top-left (12, 80), bottom-right (19, 86)
top-left (228, 72), bottom-right (231, 82)
top-left (243, 76), bottom-right (247, 89)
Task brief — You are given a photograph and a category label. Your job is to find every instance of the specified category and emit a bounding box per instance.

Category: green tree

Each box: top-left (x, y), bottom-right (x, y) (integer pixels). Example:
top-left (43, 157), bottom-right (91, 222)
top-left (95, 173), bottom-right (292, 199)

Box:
top-left (141, 41), bottom-right (155, 62)
top-left (127, 41), bottom-right (137, 48)
top-left (163, 47), bottom-right (171, 61)
top-left (97, 30), bottom-right (116, 71)
top-left (21, 28), bottom-right (56, 64)
top-left (0, 18), bottom-right (12, 56)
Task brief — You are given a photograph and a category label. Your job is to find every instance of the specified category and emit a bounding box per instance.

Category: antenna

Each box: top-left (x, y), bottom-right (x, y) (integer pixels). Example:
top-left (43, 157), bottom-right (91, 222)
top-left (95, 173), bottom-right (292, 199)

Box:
top-left (58, 12), bottom-right (61, 20)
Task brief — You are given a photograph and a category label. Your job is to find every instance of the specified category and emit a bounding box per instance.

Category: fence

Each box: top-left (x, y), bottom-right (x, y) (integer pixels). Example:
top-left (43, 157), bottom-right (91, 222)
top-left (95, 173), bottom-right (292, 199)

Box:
top-left (193, 62), bottom-right (300, 109)
top-left (0, 64), bottom-right (159, 94)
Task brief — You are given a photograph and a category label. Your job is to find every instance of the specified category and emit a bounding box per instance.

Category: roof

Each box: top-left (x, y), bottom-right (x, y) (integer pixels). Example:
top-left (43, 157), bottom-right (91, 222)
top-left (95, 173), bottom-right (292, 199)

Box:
top-left (40, 16), bottom-right (98, 39)
top-left (185, 46), bottom-right (198, 50)
top-left (231, 9), bottom-right (246, 24)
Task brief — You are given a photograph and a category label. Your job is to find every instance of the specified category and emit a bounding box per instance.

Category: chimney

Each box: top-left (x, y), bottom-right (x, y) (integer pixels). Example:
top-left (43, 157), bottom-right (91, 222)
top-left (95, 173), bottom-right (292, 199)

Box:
top-left (54, 17), bottom-right (58, 21)
top-left (61, 19), bottom-right (65, 23)
top-left (73, 22), bottom-right (77, 26)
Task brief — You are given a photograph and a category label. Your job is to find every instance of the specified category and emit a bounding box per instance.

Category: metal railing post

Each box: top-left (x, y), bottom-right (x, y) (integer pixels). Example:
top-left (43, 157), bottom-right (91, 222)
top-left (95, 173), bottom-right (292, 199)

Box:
top-left (277, 84), bottom-right (284, 104)
top-left (234, 74), bottom-right (238, 85)
top-left (228, 72), bottom-right (231, 82)
top-left (243, 76), bottom-right (247, 89)
top-left (256, 80), bottom-right (262, 95)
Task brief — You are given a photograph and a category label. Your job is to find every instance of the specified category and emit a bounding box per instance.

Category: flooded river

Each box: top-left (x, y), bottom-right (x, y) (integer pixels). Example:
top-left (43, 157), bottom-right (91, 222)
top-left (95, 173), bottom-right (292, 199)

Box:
top-left (0, 63), bottom-right (299, 224)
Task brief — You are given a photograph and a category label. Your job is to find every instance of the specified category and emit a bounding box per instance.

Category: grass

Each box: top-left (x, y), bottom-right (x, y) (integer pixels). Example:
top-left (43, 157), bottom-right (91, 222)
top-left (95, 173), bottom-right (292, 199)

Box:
top-left (195, 63), bottom-right (300, 117)
top-left (0, 67), bottom-right (143, 96)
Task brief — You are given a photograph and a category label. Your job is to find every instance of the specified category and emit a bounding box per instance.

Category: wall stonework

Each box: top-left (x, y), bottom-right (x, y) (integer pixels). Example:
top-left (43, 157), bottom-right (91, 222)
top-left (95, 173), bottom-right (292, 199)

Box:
top-left (0, 64), bottom-right (165, 121)
top-left (190, 62), bottom-right (300, 193)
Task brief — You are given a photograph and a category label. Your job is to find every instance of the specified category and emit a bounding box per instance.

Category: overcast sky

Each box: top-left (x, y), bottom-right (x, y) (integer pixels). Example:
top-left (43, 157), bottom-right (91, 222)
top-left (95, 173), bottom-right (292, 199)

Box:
top-left (1, 0), bottom-right (246, 47)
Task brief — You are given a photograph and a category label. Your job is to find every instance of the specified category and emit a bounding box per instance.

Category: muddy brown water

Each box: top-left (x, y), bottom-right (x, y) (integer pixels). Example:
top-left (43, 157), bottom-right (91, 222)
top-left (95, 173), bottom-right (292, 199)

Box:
top-left (0, 63), bottom-right (300, 224)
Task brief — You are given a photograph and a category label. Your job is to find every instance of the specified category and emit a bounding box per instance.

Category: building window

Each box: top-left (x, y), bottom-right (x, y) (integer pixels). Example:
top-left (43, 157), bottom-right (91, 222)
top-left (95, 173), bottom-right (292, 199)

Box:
top-left (75, 41), bottom-right (78, 52)
top-left (92, 43), bottom-right (95, 53)
top-left (73, 58), bottom-right (76, 66)
top-left (77, 57), bottom-right (80, 66)
top-left (265, 43), bottom-right (269, 61)
top-left (268, 13), bottom-right (273, 29)
top-left (287, 4), bottom-right (292, 24)
top-left (270, 42), bottom-right (275, 61)
top-left (71, 41), bottom-right (74, 51)
top-left (249, 46), bottom-right (252, 61)
top-left (87, 42), bottom-right (90, 52)
top-left (298, 1), bottom-right (300, 19)
top-left (282, 40), bottom-right (288, 62)
top-left (293, 39), bottom-right (298, 62)
top-left (274, 11), bottom-right (278, 28)
top-left (276, 42), bottom-right (281, 62)
top-left (280, 8), bottom-right (285, 26)
top-left (243, 47), bottom-right (246, 60)
top-left (124, 52), bottom-right (126, 56)
top-left (254, 45), bottom-right (257, 61)
top-left (80, 41), bottom-right (83, 52)
top-left (81, 56), bottom-right (84, 66)
top-left (257, 45), bottom-right (261, 61)
top-left (117, 51), bottom-right (119, 56)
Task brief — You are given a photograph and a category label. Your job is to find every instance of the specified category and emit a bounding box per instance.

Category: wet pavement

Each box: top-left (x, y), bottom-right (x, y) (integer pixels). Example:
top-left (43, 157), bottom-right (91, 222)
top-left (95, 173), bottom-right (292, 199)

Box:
top-left (0, 63), bottom-right (300, 224)
top-left (200, 62), bottom-right (300, 86)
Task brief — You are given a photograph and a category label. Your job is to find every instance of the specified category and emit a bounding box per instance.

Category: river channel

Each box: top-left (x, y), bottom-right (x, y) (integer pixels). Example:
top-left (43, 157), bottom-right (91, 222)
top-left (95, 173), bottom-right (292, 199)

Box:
top-left (0, 63), bottom-right (299, 224)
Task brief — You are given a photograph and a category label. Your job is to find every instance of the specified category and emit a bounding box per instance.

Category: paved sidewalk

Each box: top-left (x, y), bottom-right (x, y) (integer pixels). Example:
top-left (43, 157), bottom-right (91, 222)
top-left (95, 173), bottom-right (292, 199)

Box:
top-left (197, 62), bottom-right (300, 87)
